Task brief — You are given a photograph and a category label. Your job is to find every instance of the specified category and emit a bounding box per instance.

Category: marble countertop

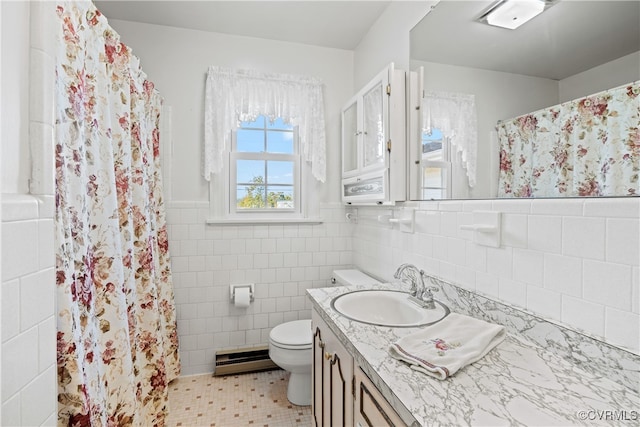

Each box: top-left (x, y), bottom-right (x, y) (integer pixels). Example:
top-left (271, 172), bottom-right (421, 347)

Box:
top-left (307, 281), bottom-right (640, 426)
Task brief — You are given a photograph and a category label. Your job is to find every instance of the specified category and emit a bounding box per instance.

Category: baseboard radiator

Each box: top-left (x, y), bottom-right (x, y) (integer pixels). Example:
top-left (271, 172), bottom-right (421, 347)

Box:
top-left (213, 345), bottom-right (279, 376)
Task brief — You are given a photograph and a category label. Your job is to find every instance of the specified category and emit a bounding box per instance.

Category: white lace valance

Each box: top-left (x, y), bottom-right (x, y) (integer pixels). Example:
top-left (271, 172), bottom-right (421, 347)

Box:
top-left (204, 66), bottom-right (326, 182)
top-left (422, 92), bottom-right (478, 187)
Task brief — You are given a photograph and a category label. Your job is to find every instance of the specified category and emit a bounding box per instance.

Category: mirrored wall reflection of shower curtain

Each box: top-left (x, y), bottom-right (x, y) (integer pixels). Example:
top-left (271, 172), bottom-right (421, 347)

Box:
top-left (55, 3), bottom-right (180, 426)
top-left (497, 81), bottom-right (640, 197)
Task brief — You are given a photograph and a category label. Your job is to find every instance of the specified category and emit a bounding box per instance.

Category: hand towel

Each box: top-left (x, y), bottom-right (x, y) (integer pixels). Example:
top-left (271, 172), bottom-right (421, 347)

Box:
top-left (389, 313), bottom-right (505, 380)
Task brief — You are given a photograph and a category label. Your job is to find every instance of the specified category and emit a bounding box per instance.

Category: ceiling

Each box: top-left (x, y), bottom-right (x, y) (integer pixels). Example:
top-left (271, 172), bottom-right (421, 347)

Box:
top-left (93, 0), bottom-right (392, 50)
top-left (93, 0), bottom-right (640, 80)
top-left (410, 0), bottom-right (640, 80)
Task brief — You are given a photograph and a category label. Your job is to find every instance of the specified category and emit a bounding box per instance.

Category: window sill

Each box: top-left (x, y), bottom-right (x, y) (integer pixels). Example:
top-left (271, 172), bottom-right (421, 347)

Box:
top-left (205, 217), bottom-right (323, 226)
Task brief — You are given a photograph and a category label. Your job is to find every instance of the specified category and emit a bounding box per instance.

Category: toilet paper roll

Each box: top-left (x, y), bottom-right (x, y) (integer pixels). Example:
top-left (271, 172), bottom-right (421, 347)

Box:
top-left (234, 287), bottom-right (251, 308)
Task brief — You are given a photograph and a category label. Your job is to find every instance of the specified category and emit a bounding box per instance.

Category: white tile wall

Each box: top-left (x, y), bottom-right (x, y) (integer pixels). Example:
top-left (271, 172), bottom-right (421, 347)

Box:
top-left (1, 195), bottom-right (56, 426)
top-left (353, 198), bottom-right (640, 355)
top-left (166, 202), bottom-right (353, 375)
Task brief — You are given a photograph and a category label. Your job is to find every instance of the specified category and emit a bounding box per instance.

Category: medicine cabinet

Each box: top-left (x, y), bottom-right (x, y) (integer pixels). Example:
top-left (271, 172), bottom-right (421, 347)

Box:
top-left (341, 63), bottom-right (407, 205)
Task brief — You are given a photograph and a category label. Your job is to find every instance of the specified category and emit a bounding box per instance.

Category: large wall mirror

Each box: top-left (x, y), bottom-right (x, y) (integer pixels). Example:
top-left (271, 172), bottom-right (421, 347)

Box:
top-left (409, 0), bottom-right (640, 200)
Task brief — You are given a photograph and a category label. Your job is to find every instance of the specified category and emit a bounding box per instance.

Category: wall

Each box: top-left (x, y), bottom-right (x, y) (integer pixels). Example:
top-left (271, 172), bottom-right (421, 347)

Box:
top-left (559, 51), bottom-right (640, 103)
top-left (351, 0), bottom-right (639, 356)
top-left (353, 1), bottom-right (434, 88)
top-left (1, 1), bottom-right (31, 194)
top-left (0, 0), bottom-right (3, 421)
top-left (166, 202), bottom-right (351, 374)
top-left (107, 19), bottom-right (356, 375)
top-left (1, 196), bottom-right (56, 426)
top-left (108, 19), bottom-right (354, 204)
top-left (1, 1), bottom-right (56, 425)
top-left (352, 198), bottom-right (640, 355)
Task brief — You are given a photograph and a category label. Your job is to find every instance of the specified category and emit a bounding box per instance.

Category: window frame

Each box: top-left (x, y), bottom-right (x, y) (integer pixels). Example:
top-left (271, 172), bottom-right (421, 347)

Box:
top-left (219, 115), bottom-right (309, 222)
top-left (227, 115), bottom-right (302, 218)
top-left (420, 128), bottom-right (452, 199)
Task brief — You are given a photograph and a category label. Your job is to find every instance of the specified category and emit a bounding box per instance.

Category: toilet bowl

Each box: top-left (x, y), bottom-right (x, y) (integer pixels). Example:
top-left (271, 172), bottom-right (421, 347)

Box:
top-left (269, 319), bottom-right (313, 406)
top-left (268, 269), bottom-right (380, 406)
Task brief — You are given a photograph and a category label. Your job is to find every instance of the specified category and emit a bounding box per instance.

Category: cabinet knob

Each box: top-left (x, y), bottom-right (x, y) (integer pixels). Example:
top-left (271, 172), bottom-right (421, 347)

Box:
top-left (355, 131), bottom-right (362, 136)
top-left (325, 352), bottom-right (332, 360)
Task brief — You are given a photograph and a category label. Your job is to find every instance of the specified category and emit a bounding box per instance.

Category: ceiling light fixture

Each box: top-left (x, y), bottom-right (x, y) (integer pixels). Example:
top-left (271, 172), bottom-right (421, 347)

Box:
top-left (480, 0), bottom-right (548, 30)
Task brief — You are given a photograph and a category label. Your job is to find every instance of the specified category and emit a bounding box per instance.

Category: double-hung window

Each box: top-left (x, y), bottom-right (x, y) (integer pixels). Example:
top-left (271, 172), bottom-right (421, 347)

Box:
top-left (229, 115), bottom-right (301, 218)
top-left (420, 127), bottom-right (452, 200)
top-left (204, 66), bottom-right (326, 224)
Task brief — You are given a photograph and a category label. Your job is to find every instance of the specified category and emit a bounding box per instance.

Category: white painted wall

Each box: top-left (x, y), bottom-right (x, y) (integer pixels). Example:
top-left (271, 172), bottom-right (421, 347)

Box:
top-left (353, 1), bottom-right (435, 88)
top-left (1, 1), bottom-right (31, 195)
top-left (108, 19), bottom-right (354, 204)
top-left (559, 51), bottom-right (640, 103)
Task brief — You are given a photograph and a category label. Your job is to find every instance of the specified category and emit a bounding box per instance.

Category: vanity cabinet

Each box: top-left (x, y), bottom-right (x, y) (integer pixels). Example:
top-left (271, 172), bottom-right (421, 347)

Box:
top-left (312, 309), bottom-right (406, 427)
top-left (341, 63), bottom-right (406, 205)
top-left (312, 310), bottom-right (354, 427)
top-left (354, 367), bottom-right (404, 427)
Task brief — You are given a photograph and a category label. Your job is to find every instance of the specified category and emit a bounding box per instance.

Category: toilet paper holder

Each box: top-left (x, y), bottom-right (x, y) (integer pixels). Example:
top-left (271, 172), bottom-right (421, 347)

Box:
top-left (229, 284), bottom-right (255, 302)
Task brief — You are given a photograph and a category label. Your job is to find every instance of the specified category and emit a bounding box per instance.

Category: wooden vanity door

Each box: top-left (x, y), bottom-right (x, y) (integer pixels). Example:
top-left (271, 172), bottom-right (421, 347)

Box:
top-left (312, 310), bottom-right (354, 427)
top-left (354, 367), bottom-right (405, 427)
top-left (328, 348), bottom-right (351, 426)
top-left (312, 325), bottom-right (325, 426)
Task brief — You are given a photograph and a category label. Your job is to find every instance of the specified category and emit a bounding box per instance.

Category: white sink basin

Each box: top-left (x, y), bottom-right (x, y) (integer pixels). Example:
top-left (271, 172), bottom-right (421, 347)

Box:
top-left (331, 289), bottom-right (449, 327)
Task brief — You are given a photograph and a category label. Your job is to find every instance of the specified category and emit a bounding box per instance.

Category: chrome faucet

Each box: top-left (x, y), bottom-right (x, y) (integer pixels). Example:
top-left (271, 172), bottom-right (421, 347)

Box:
top-left (393, 263), bottom-right (438, 309)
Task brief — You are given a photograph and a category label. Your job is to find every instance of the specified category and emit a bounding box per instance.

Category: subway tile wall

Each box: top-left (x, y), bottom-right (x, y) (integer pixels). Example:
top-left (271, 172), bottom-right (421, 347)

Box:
top-left (352, 198), bottom-right (640, 355)
top-left (1, 195), bottom-right (56, 426)
top-left (166, 202), bottom-right (353, 375)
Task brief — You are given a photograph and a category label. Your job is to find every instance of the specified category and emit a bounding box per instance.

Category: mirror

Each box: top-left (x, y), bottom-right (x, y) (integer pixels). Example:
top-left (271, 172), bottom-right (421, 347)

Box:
top-left (409, 0), bottom-right (640, 199)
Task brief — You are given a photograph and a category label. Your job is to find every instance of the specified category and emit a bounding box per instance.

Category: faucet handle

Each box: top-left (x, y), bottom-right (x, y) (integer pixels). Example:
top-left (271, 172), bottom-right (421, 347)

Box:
top-left (419, 286), bottom-right (439, 300)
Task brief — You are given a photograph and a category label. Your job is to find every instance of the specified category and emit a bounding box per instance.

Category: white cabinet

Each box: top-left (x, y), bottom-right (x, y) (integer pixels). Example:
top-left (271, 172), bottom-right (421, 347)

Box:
top-left (312, 310), bottom-right (354, 427)
top-left (341, 63), bottom-right (407, 205)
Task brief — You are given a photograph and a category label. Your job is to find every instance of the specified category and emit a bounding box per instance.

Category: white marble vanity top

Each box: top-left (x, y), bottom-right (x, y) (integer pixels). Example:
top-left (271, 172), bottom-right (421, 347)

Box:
top-left (307, 280), bottom-right (640, 426)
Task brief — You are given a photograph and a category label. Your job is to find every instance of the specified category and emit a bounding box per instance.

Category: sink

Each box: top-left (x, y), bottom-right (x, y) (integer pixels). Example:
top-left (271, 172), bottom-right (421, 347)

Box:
top-left (331, 289), bottom-right (449, 327)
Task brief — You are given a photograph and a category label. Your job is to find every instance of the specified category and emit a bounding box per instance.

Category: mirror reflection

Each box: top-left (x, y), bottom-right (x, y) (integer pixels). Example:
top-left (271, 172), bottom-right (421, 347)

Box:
top-left (409, 0), bottom-right (640, 200)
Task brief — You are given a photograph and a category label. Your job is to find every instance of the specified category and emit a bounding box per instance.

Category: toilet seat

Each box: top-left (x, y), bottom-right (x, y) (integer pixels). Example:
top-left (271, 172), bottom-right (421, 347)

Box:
top-left (269, 319), bottom-right (312, 350)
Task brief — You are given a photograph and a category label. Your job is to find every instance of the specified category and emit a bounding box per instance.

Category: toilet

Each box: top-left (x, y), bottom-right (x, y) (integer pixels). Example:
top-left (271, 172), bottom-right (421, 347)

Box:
top-left (268, 269), bottom-right (380, 406)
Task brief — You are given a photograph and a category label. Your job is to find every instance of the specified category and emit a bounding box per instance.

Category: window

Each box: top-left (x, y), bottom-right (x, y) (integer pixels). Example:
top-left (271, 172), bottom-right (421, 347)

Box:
top-left (420, 127), bottom-right (452, 199)
top-left (204, 66), bottom-right (325, 224)
top-left (229, 115), bottom-right (301, 218)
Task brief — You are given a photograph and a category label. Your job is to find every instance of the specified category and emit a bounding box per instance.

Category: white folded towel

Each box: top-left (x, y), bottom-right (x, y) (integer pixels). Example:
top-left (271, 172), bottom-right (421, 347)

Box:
top-left (389, 313), bottom-right (505, 380)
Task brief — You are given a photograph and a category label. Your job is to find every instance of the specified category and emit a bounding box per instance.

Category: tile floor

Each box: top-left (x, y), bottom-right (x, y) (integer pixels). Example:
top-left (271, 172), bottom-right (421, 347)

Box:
top-left (167, 369), bottom-right (312, 426)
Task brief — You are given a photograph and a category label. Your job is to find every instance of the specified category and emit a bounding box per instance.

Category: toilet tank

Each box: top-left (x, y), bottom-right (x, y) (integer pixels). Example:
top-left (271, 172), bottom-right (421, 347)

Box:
top-left (331, 269), bottom-right (380, 286)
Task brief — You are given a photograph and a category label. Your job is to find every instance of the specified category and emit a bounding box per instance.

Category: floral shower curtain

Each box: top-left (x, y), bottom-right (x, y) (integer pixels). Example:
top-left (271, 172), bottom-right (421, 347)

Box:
top-left (497, 81), bottom-right (639, 197)
top-left (55, 2), bottom-right (180, 425)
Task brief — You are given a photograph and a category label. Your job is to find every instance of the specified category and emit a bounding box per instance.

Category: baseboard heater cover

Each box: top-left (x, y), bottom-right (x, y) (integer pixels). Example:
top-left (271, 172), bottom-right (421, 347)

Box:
top-left (213, 345), bottom-right (279, 376)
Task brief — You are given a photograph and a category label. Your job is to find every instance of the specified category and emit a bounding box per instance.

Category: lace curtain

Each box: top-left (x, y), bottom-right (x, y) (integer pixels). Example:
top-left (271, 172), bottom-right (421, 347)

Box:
top-left (497, 81), bottom-right (639, 197)
top-left (204, 66), bottom-right (327, 182)
top-left (422, 92), bottom-right (478, 187)
top-left (55, 3), bottom-right (180, 425)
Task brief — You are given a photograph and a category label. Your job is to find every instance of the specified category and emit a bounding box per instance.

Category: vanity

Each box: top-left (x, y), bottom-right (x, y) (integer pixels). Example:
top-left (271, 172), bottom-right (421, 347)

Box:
top-left (307, 278), bottom-right (640, 426)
